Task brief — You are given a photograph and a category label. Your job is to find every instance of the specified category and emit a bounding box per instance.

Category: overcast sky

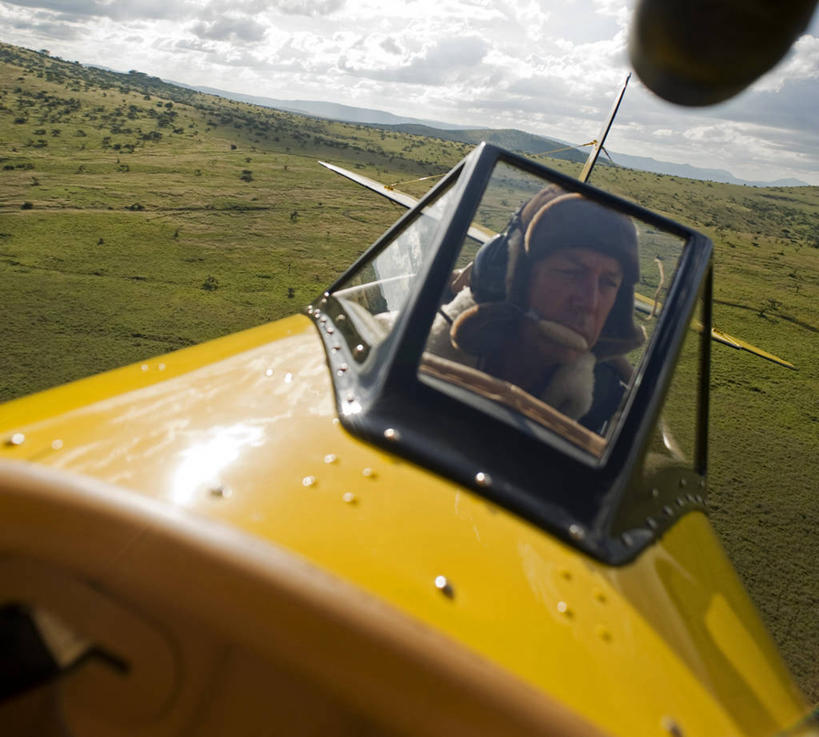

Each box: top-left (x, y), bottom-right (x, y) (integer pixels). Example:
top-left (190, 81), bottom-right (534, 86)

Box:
top-left (2, 0), bottom-right (818, 184)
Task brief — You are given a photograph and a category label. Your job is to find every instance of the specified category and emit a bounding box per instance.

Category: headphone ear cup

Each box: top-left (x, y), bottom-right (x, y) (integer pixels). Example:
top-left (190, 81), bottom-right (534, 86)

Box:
top-left (471, 233), bottom-right (510, 303)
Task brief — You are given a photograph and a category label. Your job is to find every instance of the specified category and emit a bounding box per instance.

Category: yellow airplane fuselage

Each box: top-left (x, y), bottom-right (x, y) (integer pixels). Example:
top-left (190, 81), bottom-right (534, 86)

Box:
top-left (0, 315), bottom-right (808, 737)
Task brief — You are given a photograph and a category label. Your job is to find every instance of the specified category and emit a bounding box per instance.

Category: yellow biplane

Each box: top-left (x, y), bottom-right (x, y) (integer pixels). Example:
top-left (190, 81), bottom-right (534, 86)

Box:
top-left (1, 2), bottom-right (817, 731)
top-left (0, 134), bottom-right (814, 737)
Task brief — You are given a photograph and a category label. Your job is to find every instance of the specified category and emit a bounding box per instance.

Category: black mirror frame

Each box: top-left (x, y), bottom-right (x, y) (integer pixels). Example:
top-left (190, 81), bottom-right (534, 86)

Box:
top-left (309, 143), bottom-right (713, 564)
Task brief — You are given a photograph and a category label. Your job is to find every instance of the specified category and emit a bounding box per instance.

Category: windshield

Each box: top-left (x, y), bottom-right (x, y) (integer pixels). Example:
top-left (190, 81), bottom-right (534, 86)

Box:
top-left (310, 144), bottom-right (712, 562)
top-left (328, 179), bottom-right (460, 362)
top-left (417, 161), bottom-right (687, 456)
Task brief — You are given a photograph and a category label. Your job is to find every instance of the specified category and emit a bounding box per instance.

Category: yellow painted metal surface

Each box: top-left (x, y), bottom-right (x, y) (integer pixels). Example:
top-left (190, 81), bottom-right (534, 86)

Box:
top-left (0, 314), bottom-right (807, 737)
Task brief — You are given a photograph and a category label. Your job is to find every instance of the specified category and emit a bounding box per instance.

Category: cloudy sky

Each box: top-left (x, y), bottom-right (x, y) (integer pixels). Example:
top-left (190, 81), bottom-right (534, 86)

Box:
top-left (2, 0), bottom-right (818, 184)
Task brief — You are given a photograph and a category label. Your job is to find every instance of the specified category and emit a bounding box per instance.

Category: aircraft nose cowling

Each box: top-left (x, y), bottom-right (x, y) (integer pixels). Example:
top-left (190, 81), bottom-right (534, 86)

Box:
top-left (629, 0), bottom-right (818, 105)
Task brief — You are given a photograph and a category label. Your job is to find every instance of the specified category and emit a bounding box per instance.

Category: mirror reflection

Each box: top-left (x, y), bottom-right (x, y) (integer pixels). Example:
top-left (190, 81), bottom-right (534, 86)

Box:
top-left (421, 163), bottom-right (687, 452)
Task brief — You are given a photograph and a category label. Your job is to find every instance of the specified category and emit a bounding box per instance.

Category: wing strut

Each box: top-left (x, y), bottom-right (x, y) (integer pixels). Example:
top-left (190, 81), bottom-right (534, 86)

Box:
top-left (578, 74), bottom-right (631, 183)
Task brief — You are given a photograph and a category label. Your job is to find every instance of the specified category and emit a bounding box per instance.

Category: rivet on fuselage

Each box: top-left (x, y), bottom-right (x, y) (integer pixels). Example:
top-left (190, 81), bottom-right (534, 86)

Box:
top-left (663, 505), bottom-right (674, 517)
top-left (209, 483), bottom-right (231, 499)
top-left (434, 576), bottom-right (454, 598)
top-left (320, 316), bottom-right (327, 324)
top-left (699, 478), bottom-right (706, 489)
top-left (679, 478), bottom-right (687, 488)
top-left (556, 601), bottom-right (573, 618)
top-left (51, 439), bottom-right (63, 451)
top-left (677, 497), bottom-right (686, 507)
top-left (646, 517), bottom-right (658, 530)
top-left (324, 454), bottom-right (337, 464)
top-left (336, 313), bottom-right (346, 322)
top-left (6, 433), bottom-right (25, 447)
top-left (302, 476), bottom-right (317, 487)
top-left (384, 428), bottom-right (400, 442)
top-left (651, 488), bottom-right (660, 498)
top-left (336, 363), bottom-right (348, 375)
top-left (342, 492), bottom-right (357, 504)
top-left (326, 326), bottom-right (334, 335)
top-left (354, 344), bottom-right (365, 356)
top-left (475, 471), bottom-right (492, 487)
top-left (621, 532), bottom-right (634, 546)
top-left (361, 467), bottom-right (377, 479)
top-left (661, 716), bottom-right (685, 737)
top-left (332, 344), bottom-right (341, 351)
top-left (568, 524), bottom-right (586, 541)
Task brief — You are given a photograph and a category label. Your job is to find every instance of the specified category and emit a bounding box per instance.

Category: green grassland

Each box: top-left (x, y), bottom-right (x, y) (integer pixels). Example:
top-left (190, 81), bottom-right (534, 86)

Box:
top-left (1, 42), bottom-right (817, 700)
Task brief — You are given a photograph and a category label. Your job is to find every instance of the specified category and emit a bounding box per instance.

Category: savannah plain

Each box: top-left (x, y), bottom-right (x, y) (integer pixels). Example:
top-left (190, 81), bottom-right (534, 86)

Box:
top-left (0, 42), bottom-right (817, 701)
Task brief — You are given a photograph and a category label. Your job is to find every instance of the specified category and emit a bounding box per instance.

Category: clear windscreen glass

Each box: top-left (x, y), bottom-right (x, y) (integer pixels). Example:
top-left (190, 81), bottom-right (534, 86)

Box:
top-left (612, 292), bottom-right (706, 534)
top-left (327, 179), bottom-right (459, 360)
top-left (418, 160), bottom-right (688, 456)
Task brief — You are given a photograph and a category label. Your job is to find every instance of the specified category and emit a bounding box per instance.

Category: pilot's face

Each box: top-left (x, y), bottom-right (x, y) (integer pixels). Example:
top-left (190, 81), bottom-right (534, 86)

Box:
top-left (526, 247), bottom-right (623, 358)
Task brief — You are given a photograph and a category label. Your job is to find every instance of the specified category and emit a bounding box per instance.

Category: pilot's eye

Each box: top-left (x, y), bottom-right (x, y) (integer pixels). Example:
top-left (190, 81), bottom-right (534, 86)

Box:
top-left (601, 276), bottom-right (621, 290)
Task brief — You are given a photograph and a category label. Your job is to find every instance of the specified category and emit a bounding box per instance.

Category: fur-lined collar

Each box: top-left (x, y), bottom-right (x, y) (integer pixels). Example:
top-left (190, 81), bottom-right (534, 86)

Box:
top-left (429, 288), bottom-right (596, 420)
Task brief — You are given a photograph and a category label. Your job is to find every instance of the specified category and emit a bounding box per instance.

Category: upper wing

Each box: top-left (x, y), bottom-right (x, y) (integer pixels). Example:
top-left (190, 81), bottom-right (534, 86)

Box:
top-left (319, 161), bottom-right (493, 244)
top-left (319, 161), bottom-right (420, 209)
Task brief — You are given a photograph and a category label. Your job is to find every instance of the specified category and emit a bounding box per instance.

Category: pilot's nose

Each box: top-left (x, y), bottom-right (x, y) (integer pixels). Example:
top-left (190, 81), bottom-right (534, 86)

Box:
top-left (571, 273), bottom-right (601, 313)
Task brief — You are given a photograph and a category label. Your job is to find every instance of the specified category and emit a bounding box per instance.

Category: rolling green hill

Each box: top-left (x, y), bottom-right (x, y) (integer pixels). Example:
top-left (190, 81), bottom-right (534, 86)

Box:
top-left (377, 123), bottom-right (597, 165)
top-left (1, 40), bottom-right (817, 702)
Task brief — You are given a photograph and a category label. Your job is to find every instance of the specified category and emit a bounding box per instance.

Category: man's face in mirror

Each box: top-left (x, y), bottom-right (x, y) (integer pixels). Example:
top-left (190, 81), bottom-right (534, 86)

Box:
top-left (526, 247), bottom-right (624, 362)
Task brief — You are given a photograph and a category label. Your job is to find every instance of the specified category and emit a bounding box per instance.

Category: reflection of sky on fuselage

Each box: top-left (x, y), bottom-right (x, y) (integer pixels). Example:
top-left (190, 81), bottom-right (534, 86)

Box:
top-left (40, 331), bottom-right (333, 495)
top-left (170, 422), bottom-right (267, 506)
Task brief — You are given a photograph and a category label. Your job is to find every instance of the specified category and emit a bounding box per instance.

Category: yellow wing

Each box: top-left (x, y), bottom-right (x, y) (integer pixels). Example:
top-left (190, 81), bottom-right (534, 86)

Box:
top-left (633, 292), bottom-right (795, 369)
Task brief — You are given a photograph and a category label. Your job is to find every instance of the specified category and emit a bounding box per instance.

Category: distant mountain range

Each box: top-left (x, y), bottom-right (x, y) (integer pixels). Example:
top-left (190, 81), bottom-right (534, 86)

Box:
top-left (601, 152), bottom-right (807, 188)
top-left (176, 84), bottom-right (809, 188)
top-left (177, 85), bottom-right (479, 132)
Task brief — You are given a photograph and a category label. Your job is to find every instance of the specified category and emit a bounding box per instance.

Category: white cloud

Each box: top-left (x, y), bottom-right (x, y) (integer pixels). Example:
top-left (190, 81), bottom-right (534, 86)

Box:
top-left (190, 16), bottom-right (268, 43)
top-left (752, 33), bottom-right (819, 93)
top-left (270, 0), bottom-right (345, 16)
top-left (0, 0), bottom-right (816, 184)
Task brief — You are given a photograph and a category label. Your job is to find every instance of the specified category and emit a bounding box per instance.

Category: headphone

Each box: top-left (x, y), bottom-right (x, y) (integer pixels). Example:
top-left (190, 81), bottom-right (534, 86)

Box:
top-left (470, 209), bottom-right (523, 304)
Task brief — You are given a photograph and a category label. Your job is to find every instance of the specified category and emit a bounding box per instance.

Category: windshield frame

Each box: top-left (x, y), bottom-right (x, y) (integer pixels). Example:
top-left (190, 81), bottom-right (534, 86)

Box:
top-left (309, 143), bottom-right (713, 564)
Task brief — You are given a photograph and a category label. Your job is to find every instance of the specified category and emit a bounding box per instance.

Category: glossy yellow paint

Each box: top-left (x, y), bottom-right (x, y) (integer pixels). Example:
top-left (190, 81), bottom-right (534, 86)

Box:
top-left (0, 314), bottom-right (807, 737)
